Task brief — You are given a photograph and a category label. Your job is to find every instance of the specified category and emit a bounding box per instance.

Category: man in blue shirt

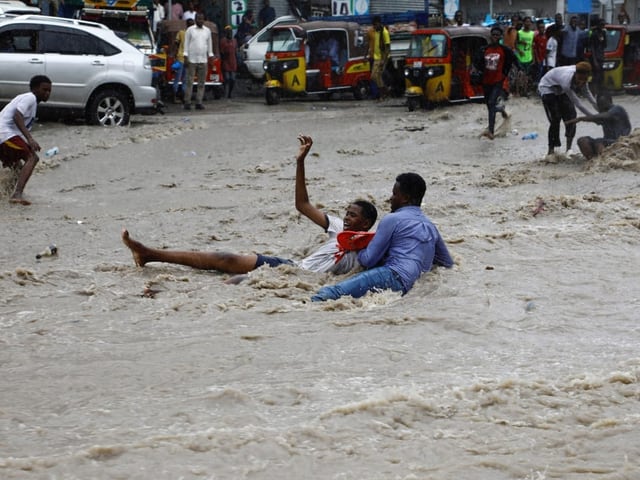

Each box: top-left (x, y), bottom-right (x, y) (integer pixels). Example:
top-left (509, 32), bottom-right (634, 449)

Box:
top-left (560, 15), bottom-right (582, 65)
top-left (312, 173), bottom-right (453, 301)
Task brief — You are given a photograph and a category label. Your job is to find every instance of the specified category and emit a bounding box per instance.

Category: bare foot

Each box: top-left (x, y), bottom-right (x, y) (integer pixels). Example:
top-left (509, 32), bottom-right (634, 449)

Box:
top-left (121, 229), bottom-right (149, 267)
top-left (9, 196), bottom-right (31, 205)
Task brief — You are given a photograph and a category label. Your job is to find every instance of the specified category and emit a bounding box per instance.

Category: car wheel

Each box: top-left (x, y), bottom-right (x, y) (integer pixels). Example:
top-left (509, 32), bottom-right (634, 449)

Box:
top-left (265, 88), bottom-right (280, 105)
top-left (353, 80), bottom-right (369, 100)
top-left (87, 89), bottom-right (130, 127)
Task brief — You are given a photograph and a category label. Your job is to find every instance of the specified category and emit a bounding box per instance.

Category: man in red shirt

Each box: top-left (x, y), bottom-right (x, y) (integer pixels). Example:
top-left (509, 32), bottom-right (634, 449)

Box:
top-left (473, 26), bottom-right (516, 139)
top-left (219, 25), bottom-right (238, 98)
top-left (533, 20), bottom-right (548, 82)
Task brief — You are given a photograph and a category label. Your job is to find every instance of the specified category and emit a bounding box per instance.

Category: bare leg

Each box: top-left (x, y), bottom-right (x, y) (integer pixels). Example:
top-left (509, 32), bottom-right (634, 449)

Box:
top-left (9, 154), bottom-right (38, 205)
top-left (577, 137), bottom-right (595, 159)
top-left (121, 229), bottom-right (259, 274)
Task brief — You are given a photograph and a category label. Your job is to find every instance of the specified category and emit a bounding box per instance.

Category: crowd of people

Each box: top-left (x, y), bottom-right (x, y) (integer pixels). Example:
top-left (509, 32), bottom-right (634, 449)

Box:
top-left (471, 10), bottom-right (632, 159)
top-left (0, 7), bottom-right (635, 302)
top-left (487, 12), bottom-right (611, 98)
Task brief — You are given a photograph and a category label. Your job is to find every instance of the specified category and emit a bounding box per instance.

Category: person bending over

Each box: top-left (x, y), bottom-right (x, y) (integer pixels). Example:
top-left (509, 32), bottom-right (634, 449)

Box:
top-left (538, 61), bottom-right (597, 155)
top-left (312, 172), bottom-right (453, 302)
top-left (0, 75), bottom-right (52, 205)
top-left (122, 135), bottom-right (377, 277)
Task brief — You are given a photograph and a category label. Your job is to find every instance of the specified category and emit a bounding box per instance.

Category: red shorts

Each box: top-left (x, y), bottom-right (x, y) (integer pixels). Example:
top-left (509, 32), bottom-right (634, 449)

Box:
top-left (0, 136), bottom-right (30, 168)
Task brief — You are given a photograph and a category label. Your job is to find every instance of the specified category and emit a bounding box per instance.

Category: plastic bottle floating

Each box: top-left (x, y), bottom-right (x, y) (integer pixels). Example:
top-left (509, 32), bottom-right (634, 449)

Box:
top-left (36, 244), bottom-right (58, 259)
top-left (45, 147), bottom-right (59, 157)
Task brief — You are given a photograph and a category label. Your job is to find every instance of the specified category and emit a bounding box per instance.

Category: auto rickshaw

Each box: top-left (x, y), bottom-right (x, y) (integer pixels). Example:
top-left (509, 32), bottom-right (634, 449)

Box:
top-left (403, 26), bottom-right (491, 111)
top-left (263, 21), bottom-right (371, 105)
top-left (150, 19), bottom-right (223, 101)
top-left (601, 24), bottom-right (640, 94)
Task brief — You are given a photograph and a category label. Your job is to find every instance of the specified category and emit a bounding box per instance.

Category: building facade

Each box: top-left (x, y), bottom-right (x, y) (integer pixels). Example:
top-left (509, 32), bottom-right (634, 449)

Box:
top-left (222, 0), bottom-right (636, 29)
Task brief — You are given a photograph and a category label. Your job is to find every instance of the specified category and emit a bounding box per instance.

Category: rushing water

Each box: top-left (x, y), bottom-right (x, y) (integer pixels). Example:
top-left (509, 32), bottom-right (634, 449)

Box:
top-left (1, 96), bottom-right (639, 479)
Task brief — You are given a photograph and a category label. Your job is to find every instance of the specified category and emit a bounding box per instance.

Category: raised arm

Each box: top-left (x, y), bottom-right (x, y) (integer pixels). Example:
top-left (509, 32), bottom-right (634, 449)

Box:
top-left (295, 134), bottom-right (329, 230)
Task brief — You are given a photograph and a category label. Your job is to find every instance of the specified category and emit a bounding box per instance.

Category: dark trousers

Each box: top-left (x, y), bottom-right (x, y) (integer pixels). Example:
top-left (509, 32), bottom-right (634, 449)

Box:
top-left (483, 82), bottom-right (506, 134)
top-left (591, 62), bottom-right (605, 96)
top-left (542, 93), bottom-right (576, 150)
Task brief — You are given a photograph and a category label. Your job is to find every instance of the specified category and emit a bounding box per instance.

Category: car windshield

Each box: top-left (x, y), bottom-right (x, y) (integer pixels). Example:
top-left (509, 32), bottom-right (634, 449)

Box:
top-left (268, 29), bottom-right (301, 53)
top-left (605, 29), bottom-right (622, 53)
top-left (408, 34), bottom-right (447, 58)
top-left (82, 14), bottom-right (153, 49)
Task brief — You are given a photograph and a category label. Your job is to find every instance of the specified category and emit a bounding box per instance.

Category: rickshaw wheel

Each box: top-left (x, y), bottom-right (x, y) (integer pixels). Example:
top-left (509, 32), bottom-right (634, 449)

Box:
top-left (266, 88), bottom-right (280, 105)
top-left (353, 81), bottom-right (369, 100)
top-left (407, 97), bottom-right (420, 112)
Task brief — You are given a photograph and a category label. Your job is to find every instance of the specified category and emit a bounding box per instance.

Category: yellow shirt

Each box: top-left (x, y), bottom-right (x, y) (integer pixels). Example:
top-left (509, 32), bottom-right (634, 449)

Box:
top-left (175, 29), bottom-right (186, 62)
top-left (369, 27), bottom-right (391, 60)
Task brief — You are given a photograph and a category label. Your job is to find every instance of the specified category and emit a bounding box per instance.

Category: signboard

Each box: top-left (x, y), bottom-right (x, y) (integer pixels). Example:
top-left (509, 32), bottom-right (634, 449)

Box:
top-left (443, 0), bottom-right (459, 20)
top-left (567, 0), bottom-right (592, 13)
top-left (332, 0), bottom-right (369, 16)
top-left (230, 0), bottom-right (247, 30)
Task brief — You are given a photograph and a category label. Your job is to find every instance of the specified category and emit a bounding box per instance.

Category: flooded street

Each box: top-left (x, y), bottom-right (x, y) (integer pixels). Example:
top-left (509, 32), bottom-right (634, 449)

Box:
top-left (1, 92), bottom-right (639, 479)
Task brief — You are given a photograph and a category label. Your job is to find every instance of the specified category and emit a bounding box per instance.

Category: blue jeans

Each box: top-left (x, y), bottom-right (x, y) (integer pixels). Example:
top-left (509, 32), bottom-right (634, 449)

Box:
top-left (173, 63), bottom-right (186, 95)
top-left (311, 266), bottom-right (405, 302)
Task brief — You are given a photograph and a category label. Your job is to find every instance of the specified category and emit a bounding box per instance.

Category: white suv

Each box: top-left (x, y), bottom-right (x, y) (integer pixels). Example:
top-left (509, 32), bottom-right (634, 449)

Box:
top-left (0, 15), bottom-right (158, 126)
top-left (0, 1), bottom-right (40, 16)
top-left (242, 15), bottom-right (298, 80)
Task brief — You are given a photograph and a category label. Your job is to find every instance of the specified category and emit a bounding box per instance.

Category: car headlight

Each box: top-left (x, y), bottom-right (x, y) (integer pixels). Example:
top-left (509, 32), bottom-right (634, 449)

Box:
top-left (602, 61), bottom-right (617, 70)
top-left (281, 59), bottom-right (299, 70)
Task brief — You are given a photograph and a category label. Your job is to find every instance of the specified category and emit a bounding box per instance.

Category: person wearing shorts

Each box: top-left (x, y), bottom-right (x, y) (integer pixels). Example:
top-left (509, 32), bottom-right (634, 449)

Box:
top-left (566, 92), bottom-right (631, 159)
top-left (122, 135), bottom-right (378, 280)
top-left (0, 75), bottom-right (52, 205)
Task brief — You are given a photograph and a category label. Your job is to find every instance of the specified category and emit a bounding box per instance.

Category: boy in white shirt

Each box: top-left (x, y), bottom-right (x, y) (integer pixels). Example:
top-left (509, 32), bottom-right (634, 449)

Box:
top-left (0, 75), bottom-right (52, 205)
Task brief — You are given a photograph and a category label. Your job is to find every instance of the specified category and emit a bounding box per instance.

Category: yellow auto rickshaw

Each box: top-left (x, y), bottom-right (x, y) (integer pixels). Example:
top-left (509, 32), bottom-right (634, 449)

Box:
top-left (403, 26), bottom-right (491, 111)
top-left (263, 21), bottom-right (371, 105)
top-left (601, 24), bottom-right (640, 93)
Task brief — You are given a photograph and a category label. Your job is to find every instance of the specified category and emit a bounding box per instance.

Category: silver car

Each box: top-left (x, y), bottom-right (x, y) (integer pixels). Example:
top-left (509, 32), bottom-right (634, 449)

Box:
top-left (0, 15), bottom-right (158, 126)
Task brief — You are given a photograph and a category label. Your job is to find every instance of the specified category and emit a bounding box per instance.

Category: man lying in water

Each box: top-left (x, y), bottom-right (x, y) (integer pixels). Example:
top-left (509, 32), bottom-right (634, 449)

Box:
top-left (122, 134), bottom-right (378, 278)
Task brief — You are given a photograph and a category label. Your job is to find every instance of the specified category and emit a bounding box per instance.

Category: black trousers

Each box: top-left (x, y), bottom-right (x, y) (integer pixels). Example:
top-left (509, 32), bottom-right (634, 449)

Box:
top-left (541, 93), bottom-right (576, 150)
